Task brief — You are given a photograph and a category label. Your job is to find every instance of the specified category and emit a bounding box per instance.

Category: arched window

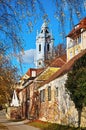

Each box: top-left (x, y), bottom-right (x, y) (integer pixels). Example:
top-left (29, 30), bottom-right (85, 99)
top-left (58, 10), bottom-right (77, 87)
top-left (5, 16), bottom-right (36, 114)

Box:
top-left (47, 44), bottom-right (50, 51)
top-left (41, 30), bottom-right (43, 33)
top-left (39, 62), bottom-right (41, 65)
top-left (45, 29), bottom-right (49, 33)
top-left (39, 44), bottom-right (41, 52)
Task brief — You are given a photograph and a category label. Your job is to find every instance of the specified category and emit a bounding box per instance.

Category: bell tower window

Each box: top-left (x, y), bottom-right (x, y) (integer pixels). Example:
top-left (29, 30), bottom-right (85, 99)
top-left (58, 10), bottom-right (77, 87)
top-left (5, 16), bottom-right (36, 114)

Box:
top-left (45, 29), bottom-right (49, 33)
top-left (39, 44), bottom-right (41, 52)
top-left (39, 62), bottom-right (41, 65)
top-left (41, 30), bottom-right (43, 33)
top-left (47, 44), bottom-right (50, 51)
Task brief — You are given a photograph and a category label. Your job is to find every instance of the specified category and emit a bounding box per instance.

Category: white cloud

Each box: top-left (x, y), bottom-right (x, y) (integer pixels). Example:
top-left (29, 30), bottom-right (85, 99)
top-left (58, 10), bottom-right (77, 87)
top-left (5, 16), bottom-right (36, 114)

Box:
top-left (21, 49), bottom-right (36, 64)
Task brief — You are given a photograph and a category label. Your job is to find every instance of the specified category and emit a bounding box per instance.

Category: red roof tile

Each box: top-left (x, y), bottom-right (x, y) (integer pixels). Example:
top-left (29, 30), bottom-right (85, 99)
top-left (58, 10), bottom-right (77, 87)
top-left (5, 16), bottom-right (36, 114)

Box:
top-left (67, 17), bottom-right (86, 38)
top-left (50, 54), bottom-right (67, 67)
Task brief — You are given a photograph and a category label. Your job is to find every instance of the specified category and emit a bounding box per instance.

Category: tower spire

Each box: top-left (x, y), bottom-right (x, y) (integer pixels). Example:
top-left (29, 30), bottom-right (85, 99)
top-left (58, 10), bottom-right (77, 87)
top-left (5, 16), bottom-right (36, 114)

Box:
top-left (35, 22), bottom-right (54, 68)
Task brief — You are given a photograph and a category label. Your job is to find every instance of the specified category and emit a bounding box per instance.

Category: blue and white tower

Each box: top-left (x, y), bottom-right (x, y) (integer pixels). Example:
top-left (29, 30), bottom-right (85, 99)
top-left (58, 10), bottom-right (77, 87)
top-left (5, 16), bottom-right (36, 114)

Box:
top-left (35, 22), bottom-right (54, 68)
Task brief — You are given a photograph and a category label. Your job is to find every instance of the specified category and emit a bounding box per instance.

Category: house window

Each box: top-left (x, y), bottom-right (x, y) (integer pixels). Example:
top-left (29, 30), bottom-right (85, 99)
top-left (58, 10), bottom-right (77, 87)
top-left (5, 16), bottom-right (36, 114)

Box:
top-left (47, 44), bottom-right (50, 51)
top-left (68, 39), bottom-right (73, 48)
top-left (39, 44), bottom-right (41, 52)
top-left (40, 89), bottom-right (45, 102)
top-left (75, 48), bottom-right (78, 55)
top-left (31, 71), bottom-right (36, 77)
top-left (78, 35), bottom-right (81, 44)
top-left (73, 39), bottom-right (77, 45)
top-left (48, 86), bottom-right (51, 101)
top-left (39, 62), bottom-right (41, 65)
top-left (70, 51), bottom-right (73, 59)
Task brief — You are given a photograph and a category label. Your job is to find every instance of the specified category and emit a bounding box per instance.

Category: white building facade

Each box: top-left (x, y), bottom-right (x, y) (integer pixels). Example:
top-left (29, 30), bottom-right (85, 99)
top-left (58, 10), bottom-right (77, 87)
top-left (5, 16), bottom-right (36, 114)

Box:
top-left (66, 17), bottom-right (86, 61)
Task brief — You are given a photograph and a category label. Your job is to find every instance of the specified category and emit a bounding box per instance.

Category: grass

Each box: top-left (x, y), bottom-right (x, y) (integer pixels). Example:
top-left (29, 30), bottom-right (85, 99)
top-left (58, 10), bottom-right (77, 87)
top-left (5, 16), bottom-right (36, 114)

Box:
top-left (28, 120), bottom-right (86, 130)
top-left (0, 123), bottom-right (8, 130)
top-left (28, 120), bottom-right (49, 129)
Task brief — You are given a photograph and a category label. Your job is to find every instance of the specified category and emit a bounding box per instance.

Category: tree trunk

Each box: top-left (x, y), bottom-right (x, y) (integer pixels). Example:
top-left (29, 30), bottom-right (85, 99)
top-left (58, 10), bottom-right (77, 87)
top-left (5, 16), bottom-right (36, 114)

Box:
top-left (78, 109), bottom-right (82, 128)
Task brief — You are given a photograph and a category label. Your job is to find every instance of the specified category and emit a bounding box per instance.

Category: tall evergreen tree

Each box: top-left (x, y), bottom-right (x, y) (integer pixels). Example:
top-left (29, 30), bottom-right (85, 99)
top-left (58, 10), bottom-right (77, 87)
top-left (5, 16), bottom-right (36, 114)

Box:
top-left (65, 53), bottom-right (86, 127)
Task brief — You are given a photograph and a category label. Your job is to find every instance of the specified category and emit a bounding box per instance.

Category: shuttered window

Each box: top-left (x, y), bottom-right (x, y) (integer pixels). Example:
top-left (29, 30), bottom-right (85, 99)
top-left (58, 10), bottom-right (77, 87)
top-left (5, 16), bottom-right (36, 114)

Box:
top-left (40, 89), bottom-right (45, 102)
top-left (48, 86), bottom-right (51, 101)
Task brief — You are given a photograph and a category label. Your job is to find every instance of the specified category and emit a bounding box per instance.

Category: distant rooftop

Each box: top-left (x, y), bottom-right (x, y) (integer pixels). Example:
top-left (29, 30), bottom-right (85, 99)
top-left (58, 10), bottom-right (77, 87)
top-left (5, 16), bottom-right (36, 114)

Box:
top-left (67, 17), bottom-right (86, 39)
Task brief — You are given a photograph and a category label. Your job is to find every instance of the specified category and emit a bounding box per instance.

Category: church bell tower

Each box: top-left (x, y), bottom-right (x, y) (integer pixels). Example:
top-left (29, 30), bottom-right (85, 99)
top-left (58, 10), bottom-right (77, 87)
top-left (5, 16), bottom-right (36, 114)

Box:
top-left (35, 21), bottom-right (54, 68)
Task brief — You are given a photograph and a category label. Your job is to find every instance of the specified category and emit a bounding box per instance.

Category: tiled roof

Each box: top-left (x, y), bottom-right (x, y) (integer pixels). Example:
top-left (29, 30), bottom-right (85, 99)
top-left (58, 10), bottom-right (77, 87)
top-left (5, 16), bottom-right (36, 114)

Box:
top-left (39, 49), bottom-right (86, 87)
top-left (36, 68), bottom-right (44, 75)
top-left (67, 17), bottom-right (86, 38)
top-left (50, 54), bottom-right (66, 67)
top-left (36, 67), bottom-right (60, 81)
top-left (26, 54), bottom-right (66, 78)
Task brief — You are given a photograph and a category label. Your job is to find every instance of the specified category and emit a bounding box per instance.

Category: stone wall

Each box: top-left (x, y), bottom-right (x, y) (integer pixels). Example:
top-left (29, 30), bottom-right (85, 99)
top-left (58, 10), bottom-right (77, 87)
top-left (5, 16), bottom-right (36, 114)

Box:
top-left (38, 74), bottom-right (78, 127)
top-left (81, 107), bottom-right (86, 127)
top-left (6, 106), bottom-right (22, 120)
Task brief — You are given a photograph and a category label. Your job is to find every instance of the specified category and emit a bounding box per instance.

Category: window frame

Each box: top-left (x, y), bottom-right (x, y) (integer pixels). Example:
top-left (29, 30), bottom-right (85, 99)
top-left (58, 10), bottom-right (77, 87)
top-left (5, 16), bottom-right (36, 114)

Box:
top-left (78, 35), bottom-right (81, 44)
top-left (40, 89), bottom-right (45, 102)
top-left (48, 86), bottom-right (51, 101)
top-left (47, 43), bottom-right (50, 51)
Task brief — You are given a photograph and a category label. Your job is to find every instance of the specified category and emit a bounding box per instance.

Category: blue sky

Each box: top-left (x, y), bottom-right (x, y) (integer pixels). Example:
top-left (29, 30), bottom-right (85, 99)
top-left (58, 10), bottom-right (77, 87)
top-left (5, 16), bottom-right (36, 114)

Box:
top-left (13, 0), bottom-right (86, 75)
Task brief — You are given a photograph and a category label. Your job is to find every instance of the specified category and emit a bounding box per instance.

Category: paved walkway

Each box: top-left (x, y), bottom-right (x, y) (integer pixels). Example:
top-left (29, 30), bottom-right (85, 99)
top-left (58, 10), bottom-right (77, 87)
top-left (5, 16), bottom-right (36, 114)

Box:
top-left (6, 124), bottom-right (40, 130)
top-left (0, 110), bottom-right (40, 130)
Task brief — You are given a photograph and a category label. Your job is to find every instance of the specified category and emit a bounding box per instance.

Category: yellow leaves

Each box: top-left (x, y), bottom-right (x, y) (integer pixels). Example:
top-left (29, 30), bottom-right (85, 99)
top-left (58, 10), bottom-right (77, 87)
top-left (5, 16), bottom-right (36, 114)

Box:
top-left (17, 1), bottom-right (23, 5)
top-left (21, 14), bottom-right (26, 19)
top-left (76, 11), bottom-right (81, 18)
top-left (0, 55), bottom-right (3, 60)
top-left (61, 12), bottom-right (65, 17)
top-left (28, 21), bottom-right (32, 27)
top-left (0, 76), bottom-right (3, 80)
top-left (21, 48), bottom-right (24, 55)
top-left (27, 21), bottom-right (33, 33)
top-left (0, 73), bottom-right (13, 104)
top-left (42, 14), bottom-right (48, 22)
top-left (27, 11), bottom-right (32, 17)
top-left (54, 15), bottom-right (59, 21)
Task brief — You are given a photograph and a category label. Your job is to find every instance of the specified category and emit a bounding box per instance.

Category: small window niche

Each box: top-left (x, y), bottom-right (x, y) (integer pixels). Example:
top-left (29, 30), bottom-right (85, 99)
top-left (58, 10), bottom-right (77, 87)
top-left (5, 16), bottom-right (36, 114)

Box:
top-left (39, 44), bottom-right (41, 52)
top-left (47, 44), bottom-right (50, 51)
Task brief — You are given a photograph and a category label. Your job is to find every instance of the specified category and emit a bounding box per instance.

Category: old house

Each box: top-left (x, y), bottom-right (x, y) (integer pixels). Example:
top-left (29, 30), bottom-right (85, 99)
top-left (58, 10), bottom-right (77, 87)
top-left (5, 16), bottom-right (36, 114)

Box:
top-left (38, 49), bottom-right (86, 126)
top-left (67, 17), bottom-right (86, 61)
top-left (18, 68), bottom-right (44, 119)
top-left (16, 18), bottom-right (86, 126)
top-left (28, 18), bottom-right (86, 126)
top-left (28, 54), bottom-right (66, 119)
top-left (36, 17), bottom-right (86, 126)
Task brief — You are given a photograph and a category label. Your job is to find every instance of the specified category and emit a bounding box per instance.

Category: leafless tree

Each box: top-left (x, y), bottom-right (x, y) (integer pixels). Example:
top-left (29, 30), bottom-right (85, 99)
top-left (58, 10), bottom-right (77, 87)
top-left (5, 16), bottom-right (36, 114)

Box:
top-left (55, 43), bottom-right (66, 57)
top-left (0, 0), bottom-right (85, 105)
